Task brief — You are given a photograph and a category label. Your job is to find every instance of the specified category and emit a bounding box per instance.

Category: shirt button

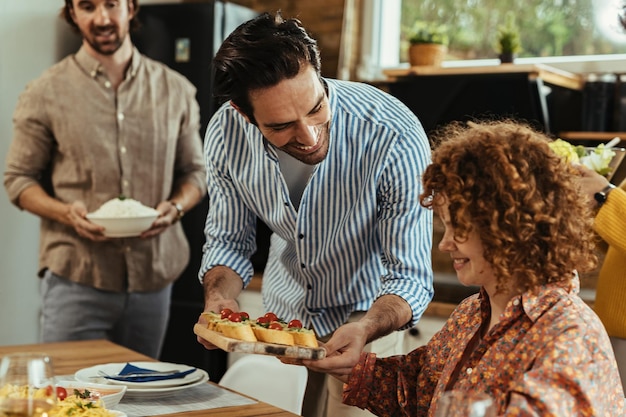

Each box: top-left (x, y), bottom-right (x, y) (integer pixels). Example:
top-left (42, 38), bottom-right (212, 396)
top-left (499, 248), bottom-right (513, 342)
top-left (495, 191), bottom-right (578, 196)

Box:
top-left (307, 284), bottom-right (312, 290)
top-left (123, 180), bottom-right (129, 188)
top-left (301, 263), bottom-right (306, 269)
top-left (117, 112), bottom-right (125, 121)
top-left (104, 81), bottom-right (111, 88)
top-left (120, 146), bottom-right (127, 154)
top-left (284, 201), bottom-right (289, 206)
top-left (90, 70), bottom-right (97, 77)
top-left (298, 234), bottom-right (304, 239)
top-left (466, 368), bottom-right (473, 375)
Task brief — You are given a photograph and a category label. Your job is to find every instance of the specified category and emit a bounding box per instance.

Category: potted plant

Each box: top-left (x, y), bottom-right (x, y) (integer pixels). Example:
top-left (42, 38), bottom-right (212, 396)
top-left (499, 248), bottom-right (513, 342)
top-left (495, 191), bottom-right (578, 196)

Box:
top-left (496, 12), bottom-right (522, 64)
top-left (408, 21), bottom-right (449, 67)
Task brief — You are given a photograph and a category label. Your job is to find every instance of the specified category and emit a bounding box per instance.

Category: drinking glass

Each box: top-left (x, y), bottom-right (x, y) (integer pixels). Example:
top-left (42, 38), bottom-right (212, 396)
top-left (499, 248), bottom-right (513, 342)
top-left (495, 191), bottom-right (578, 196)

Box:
top-left (0, 353), bottom-right (56, 417)
top-left (433, 390), bottom-right (497, 417)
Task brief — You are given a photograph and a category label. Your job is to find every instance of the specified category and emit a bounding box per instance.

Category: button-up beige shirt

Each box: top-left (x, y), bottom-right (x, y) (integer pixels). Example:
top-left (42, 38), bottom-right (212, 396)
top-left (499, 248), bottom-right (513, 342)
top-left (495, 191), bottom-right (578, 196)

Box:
top-left (4, 46), bottom-right (206, 292)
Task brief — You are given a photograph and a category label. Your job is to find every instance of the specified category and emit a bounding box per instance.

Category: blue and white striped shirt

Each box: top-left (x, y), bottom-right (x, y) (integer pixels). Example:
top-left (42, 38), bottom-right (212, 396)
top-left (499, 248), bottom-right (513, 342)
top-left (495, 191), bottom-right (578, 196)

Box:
top-left (200, 79), bottom-right (433, 337)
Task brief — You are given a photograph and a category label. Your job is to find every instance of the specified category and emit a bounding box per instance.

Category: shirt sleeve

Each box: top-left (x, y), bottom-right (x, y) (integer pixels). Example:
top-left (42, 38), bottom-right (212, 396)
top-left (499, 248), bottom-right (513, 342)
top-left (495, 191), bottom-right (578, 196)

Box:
top-left (198, 111), bottom-right (257, 284)
top-left (172, 81), bottom-right (206, 195)
top-left (4, 80), bottom-right (54, 206)
top-left (594, 184), bottom-right (626, 253)
top-left (375, 124), bottom-right (434, 329)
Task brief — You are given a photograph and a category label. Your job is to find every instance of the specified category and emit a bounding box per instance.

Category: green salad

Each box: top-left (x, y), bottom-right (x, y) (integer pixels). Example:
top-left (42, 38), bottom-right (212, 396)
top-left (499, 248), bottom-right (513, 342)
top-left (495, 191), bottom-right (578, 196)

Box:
top-left (549, 138), bottom-right (615, 176)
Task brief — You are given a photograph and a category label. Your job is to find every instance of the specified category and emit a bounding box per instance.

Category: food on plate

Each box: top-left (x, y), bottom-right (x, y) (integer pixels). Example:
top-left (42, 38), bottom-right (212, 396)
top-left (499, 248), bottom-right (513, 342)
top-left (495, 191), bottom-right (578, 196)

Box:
top-left (285, 319), bottom-right (319, 348)
top-left (208, 309), bottom-right (257, 342)
top-left (252, 315), bottom-right (294, 346)
top-left (89, 196), bottom-right (158, 218)
top-left (549, 138), bottom-right (617, 176)
top-left (0, 384), bottom-right (117, 417)
top-left (201, 310), bottom-right (319, 347)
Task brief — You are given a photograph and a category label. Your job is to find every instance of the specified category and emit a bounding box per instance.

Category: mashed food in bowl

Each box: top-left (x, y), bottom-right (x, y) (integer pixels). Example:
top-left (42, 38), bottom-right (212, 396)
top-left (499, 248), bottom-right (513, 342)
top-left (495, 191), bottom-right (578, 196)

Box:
top-left (90, 197), bottom-right (158, 218)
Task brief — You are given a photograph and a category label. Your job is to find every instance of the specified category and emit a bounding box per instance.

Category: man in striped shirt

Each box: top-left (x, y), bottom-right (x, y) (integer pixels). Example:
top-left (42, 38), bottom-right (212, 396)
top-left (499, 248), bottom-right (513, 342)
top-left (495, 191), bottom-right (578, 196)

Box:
top-left (196, 12), bottom-right (433, 417)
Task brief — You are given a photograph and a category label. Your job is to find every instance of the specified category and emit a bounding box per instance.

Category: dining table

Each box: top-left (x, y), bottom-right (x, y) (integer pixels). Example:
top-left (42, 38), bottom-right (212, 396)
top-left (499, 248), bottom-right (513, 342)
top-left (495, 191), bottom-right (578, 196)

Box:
top-left (0, 339), bottom-right (298, 417)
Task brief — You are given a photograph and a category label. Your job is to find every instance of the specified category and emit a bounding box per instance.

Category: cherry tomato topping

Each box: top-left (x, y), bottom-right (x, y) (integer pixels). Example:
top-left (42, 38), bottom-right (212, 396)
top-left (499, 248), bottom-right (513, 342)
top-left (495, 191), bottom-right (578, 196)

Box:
top-left (56, 386), bottom-right (68, 401)
top-left (288, 319), bottom-right (303, 329)
top-left (45, 385), bottom-right (53, 397)
top-left (256, 316), bottom-right (270, 324)
top-left (228, 312), bottom-right (242, 322)
top-left (264, 312), bottom-right (278, 322)
top-left (239, 311), bottom-right (250, 321)
top-left (268, 322), bottom-right (283, 330)
top-left (220, 308), bottom-right (233, 319)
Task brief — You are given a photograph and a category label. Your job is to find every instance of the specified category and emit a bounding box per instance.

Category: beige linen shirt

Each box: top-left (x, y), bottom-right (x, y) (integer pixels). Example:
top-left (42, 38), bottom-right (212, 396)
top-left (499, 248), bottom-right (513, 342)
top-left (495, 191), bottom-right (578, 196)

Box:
top-left (4, 46), bottom-right (206, 292)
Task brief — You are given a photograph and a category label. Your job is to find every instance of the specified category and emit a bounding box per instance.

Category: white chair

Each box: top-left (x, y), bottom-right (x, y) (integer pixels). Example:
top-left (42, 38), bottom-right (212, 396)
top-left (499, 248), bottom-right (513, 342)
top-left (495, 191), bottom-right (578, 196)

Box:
top-left (219, 354), bottom-right (308, 415)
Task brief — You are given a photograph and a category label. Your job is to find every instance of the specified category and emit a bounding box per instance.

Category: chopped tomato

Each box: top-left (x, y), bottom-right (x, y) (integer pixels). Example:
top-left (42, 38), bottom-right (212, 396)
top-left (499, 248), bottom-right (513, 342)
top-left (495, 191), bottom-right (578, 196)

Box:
top-left (268, 322), bottom-right (283, 330)
top-left (256, 316), bottom-right (270, 324)
top-left (264, 312), bottom-right (279, 322)
top-left (288, 319), bottom-right (303, 329)
top-left (56, 386), bottom-right (68, 401)
top-left (220, 308), bottom-right (233, 319)
top-left (228, 312), bottom-right (243, 322)
top-left (239, 311), bottom-right (250, 321)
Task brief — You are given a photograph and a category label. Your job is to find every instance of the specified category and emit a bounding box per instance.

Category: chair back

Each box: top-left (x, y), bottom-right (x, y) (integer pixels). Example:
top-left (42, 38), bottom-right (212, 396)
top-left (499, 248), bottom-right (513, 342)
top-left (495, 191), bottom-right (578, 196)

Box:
top-left (219, 354), bottom-right (308, 415)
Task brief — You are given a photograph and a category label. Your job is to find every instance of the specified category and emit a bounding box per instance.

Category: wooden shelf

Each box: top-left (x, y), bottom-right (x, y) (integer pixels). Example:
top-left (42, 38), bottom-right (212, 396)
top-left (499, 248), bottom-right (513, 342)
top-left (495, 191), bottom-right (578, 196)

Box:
top-left (383, 63), bottom-right (584, 91)
top-left (559, 131), bottom-right (626, 142)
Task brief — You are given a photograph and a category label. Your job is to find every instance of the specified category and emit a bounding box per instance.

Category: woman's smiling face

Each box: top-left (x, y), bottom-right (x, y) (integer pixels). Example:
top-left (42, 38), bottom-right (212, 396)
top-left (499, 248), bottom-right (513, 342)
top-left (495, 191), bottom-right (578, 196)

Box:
top-left (437, 200), bottom-right (496, 291)
top-left (246, 64), bottom-right (331, 165)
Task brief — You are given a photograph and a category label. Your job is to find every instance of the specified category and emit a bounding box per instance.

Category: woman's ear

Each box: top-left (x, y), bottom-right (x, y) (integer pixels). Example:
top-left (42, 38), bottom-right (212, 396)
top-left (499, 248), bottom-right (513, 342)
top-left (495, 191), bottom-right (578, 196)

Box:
top-left (230, 101), bottom-right (252, 124)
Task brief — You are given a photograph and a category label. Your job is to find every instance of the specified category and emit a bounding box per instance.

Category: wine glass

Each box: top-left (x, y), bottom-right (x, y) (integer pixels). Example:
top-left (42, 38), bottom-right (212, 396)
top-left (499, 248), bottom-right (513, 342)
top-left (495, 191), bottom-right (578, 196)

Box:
top-left (0, 353), bottom-right (56, 417)
top-left (433, 390), bottom-right (497, 417)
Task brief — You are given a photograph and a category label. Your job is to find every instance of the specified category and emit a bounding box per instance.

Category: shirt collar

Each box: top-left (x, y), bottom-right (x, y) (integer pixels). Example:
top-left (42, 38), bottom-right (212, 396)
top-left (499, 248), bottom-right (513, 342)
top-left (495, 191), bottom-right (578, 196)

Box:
top-left (74, 45), bottom-right (142, 81)
top-left (478, 278), bottom-right (576, 323)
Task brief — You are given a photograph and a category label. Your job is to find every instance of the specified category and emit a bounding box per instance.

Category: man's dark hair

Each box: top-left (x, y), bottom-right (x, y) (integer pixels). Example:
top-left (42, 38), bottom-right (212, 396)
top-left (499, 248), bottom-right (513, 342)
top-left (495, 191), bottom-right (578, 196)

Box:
top-left (212, 11), bottom-right (322, 123)
top-left (61, 0), bottom-right (141, 33)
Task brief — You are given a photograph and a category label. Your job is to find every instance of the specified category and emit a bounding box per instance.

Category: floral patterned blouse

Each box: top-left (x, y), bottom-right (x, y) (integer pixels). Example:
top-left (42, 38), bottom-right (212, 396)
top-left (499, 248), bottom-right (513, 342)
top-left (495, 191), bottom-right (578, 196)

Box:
top-left (343, 283), bottom-right (625, 416)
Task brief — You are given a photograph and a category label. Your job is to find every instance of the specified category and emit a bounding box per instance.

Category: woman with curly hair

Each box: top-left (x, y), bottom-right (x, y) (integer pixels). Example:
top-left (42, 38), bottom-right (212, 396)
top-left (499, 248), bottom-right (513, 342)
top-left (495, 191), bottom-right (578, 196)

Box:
top-left (311, 120), bottom-right (625, 416)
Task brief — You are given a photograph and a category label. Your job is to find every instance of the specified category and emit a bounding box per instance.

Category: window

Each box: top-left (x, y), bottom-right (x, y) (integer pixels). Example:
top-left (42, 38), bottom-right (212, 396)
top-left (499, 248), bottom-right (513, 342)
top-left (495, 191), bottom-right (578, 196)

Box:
top-left (400, 0), bottom-right (626, 60)
top-left (359, 0), bottom-right (626, 80)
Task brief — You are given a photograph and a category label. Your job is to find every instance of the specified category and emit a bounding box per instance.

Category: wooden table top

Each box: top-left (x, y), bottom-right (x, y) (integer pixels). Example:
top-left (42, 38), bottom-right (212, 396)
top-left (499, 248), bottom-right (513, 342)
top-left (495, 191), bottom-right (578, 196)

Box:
top-left (0, 340), bottom-right (297, 417)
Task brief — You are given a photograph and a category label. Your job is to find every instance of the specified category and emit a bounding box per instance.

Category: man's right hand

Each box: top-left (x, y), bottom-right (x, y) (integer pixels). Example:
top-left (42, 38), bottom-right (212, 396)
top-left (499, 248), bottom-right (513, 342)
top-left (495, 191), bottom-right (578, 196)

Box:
top-left (68, 201), bottom-right (108, 241)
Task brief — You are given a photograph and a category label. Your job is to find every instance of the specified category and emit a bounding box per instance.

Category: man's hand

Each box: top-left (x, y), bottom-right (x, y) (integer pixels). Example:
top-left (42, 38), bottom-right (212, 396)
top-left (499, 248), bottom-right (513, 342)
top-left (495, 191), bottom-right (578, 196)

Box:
top-left (140, 200), bottom-right (179, 238)
top-left (68, 201), bottom-right (108, 241)
top-left (301, 321), bottom-right (369, 383)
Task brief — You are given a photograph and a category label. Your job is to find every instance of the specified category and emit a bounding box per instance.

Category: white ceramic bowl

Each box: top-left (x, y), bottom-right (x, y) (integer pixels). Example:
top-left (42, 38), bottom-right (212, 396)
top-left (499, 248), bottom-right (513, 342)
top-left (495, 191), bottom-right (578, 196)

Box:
top-left (86, 213), bottom-right (158, 238)
top-left (56, 381), bottom-right (127, 408)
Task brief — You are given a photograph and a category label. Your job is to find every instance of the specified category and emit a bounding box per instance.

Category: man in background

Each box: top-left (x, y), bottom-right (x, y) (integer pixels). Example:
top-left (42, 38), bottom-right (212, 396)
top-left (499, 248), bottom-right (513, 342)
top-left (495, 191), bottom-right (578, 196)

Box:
top-left (3, 0), bottom-right (206, 359)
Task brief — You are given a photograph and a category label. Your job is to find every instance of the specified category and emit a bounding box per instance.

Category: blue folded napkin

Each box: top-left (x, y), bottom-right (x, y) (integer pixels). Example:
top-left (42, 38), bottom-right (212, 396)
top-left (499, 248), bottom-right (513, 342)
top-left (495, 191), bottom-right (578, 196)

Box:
top-left (104, 363), bottom-right (196, 383)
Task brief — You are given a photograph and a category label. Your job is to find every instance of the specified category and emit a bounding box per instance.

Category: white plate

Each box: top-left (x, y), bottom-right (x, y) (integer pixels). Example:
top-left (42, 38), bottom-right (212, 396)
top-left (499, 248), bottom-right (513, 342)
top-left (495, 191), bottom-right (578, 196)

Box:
top-left (110, 411), bottom-right (127, 417)
top-left (122, 370), bottom-right (209, 399)
top-left (74, 362), bottom-right (205, 389)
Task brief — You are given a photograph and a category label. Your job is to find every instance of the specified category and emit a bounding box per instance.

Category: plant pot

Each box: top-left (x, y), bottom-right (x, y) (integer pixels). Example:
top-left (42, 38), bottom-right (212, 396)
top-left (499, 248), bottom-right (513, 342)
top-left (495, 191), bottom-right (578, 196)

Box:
top-left (498, 52), bottom-right (516, 64)
top-left (409, 43), bottom-right (447, 67)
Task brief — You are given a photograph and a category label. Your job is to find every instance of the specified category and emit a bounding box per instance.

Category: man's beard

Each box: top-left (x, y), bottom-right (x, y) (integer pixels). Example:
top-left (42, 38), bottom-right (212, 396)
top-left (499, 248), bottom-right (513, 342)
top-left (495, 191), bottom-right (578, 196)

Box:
top-left (85, 25), bottom-right (124, 55)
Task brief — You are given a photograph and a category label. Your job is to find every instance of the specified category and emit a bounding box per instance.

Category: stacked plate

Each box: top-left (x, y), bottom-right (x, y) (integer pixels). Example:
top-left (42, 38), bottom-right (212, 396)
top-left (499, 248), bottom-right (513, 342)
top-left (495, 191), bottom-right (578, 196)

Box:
top-left (74, 361), bottom-right (209, 398)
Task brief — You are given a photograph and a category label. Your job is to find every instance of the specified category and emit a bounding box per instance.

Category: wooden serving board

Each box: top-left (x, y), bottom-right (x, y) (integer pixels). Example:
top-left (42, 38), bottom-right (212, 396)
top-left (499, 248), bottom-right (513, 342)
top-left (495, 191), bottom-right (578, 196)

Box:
top-left (193, 324), bottom-right (326, 360)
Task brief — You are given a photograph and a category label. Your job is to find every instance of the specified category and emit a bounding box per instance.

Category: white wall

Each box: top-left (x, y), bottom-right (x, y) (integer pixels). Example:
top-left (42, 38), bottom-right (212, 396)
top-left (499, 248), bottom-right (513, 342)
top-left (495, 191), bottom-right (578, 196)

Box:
top-left (0, 0), bottom-right (176, 346)
top-left (0, 1), bottom-right (71, 345)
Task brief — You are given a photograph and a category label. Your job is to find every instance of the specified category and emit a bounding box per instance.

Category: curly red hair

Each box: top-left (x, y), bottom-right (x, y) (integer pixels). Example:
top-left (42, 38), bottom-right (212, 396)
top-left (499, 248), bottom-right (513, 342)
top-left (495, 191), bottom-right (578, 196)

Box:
top-left (420, 120), bottom-right (598, 295)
